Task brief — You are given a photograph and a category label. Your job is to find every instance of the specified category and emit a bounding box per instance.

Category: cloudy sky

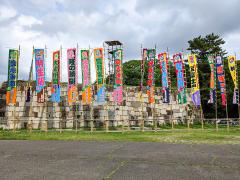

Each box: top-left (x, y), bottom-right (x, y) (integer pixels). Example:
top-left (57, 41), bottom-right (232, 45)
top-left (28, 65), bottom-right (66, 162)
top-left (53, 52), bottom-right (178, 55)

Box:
top-left (0, 0), bottom-right (240, 83)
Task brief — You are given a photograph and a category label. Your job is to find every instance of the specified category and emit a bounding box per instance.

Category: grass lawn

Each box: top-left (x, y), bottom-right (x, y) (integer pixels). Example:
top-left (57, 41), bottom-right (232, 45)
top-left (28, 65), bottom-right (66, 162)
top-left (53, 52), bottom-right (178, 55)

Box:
top-left (0, 128), bottom-right (240, 144)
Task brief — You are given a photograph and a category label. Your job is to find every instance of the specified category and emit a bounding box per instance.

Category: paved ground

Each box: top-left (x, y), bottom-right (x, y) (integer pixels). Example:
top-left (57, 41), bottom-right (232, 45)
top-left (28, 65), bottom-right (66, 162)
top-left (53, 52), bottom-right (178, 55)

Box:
top-left (0, 141), bottom-right (239, 180)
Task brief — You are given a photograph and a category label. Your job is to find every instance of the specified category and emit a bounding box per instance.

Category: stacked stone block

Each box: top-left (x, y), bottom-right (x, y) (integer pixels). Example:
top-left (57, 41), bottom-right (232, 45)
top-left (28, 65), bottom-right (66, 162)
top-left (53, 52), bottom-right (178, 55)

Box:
top-left (1, 84), bottom-right (200, 129)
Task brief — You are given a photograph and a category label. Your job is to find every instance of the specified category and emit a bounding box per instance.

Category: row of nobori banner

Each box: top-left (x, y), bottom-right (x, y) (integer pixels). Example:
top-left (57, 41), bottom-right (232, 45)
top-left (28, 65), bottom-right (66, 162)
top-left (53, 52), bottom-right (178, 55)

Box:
top-left (6, 47), bottom-right (123, 105)
top-left (144, 49), bottom-right (187, 105)
top-left (142, 48), bottom-right (239, 108)
top-left (5, 47), bottom-right (239, 108)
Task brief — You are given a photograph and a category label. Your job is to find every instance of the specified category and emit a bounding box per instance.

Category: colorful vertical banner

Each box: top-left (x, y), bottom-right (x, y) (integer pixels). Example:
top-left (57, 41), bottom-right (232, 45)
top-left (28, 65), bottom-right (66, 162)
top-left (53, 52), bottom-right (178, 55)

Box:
top-left (158, 52), bottom-right (170, 103)
top-left (140, 48), bottom-right (147, 91)
top-left (173, 53), bottom-right (187, 104)
top-left (112, 49), bottom-right (123, 105)
top-left (207, 55), bottom-right (217, 104)
top-left (228, 56), bottom-right (239, 104)
top-left (67, 48), bottom-right (78, 104)
top-left (34, 49), bottom-right (45, 103)
top-left (146, 49), bottom-right (155, 104)
top-left (51, 50), bottom-right (61, 103)
top-left (187, 54), bottom-right (201, 107)
top-left (81, 49), bottom-right (92, 104)
top-left (216, 56), bottom-right (226, 106)
top-left (6, 49), bottom-right (19, 105)
top-left (94, 48), bottom-right (105, 103)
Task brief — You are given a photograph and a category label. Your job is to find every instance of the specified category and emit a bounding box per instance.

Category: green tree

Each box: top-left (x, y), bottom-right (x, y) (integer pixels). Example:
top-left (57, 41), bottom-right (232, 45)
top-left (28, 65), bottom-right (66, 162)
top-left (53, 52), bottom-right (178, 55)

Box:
top-left (187, 33), bottom-right (227, 59)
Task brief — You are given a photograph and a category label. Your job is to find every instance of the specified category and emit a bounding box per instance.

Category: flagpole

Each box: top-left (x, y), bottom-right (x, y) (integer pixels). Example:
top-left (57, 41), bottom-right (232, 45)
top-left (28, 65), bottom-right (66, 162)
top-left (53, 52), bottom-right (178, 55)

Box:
top-left (234, 53), bottom-right (240, 128)
top-left (214, 54), bottom-right (218, 131)
top-left (59, 45), bottom-right (63, 133)
top-left (199, 55), bottom-right (204, 130)
top-left (140, 44), bottom-right (145, 132)
top-left (89, 44), bottom-right (94, 133)
top-left (223, 56), bottom-right (230, 132)
top-left (13, 45), bottom-right (21, 132)
top-left (18, 45), bottom-right (20, 85)
top-left (167, 47), bottom-right (174, 130)
top-left (75, 43), bottom-right (78, 133)
top-left (29, 46), bottom-right (34, 132)
top-left (44, 45), bottom-right (48, 132)
top-left (154, 44), bottom-right (157, 132)
top-left (182, 49), bottom-right (190, 129)
top-left (60, 45), bottom-right (62, 85)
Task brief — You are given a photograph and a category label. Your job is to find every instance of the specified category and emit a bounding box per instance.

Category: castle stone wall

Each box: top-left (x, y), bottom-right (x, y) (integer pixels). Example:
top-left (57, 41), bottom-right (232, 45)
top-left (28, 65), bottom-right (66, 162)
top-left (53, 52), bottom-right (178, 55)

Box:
top-left (0, 84), bottom-right (200, 130)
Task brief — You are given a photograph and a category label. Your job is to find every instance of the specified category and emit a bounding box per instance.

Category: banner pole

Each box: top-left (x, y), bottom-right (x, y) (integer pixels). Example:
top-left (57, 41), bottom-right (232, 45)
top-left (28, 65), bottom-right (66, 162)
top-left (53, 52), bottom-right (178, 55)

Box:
top-left (140, 44), bottom-right (145, 132)
top-left (30, 46), bottom-right (34, 133)
top-left (59, 45), bottom-right (63, 133)
top-left (103, 43), bottom-right (109, 133)
top-left (167, 47), bottom-right (174, 130)
top-left (215, 54), bottom-right (218, 131)
top-left (44, 45), bottom-right (48, 132)
top-left (75, 43), bottom-right (78, 133)
top-left (154, 45), bottom-right (157, 132)
top-left (182, 50), bottom-right (189, 129)
top-left (88, 45), bottom-right (94, 133)
top-left (233, 53), bottom-right (240, 129)
top-left (223, 57), bottom-right (230, 132)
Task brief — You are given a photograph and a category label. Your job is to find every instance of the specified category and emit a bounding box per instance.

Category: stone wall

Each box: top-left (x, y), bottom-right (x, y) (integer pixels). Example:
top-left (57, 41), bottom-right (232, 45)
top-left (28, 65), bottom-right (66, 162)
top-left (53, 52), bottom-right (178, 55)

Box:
top-left (0, 83), bottom-right (200, 129)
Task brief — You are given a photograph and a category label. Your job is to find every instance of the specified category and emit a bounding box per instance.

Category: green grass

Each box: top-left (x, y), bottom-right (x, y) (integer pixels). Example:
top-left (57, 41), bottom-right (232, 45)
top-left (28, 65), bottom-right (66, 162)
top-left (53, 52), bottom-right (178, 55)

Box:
top-left (0, 129), bottom-right (240, 144)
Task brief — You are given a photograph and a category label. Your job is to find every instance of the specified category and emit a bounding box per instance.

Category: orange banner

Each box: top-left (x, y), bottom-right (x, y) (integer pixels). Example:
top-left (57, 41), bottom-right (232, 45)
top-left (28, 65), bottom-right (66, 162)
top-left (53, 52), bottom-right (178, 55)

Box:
top-left (6, 88), bottom-right (17, 105)
top-left (68, 85), bottom-right (78, 105)
top-left (82, 86), bottom-right (92, 105)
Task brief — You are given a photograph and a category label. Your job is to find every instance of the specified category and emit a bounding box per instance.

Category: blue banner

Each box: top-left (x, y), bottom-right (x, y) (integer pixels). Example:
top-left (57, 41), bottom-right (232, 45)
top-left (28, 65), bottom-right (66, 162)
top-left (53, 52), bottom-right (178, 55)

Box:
top-left (97, 85), bottom-right (106, 103)
top-left (51, 85), bottom-right (61, 103)
top-left (34, 49), bottom-right (45, 93)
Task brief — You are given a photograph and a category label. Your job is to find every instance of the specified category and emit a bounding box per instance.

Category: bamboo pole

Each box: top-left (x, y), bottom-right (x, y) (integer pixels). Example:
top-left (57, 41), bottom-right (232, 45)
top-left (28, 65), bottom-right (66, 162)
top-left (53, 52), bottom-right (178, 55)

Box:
top-left (154, 45), bottom-right (157, 132)
top-left (215, 93), bottom-right (219, 131)
top-left (238, 100), bottom-right (240, 129)
top-left (140, 44), bottom-right (145, 132)
top-left (222, 56), bottom-right (230, 132)
top-left (200, 105), bottom-right (204, 130)
top-left (214, 55), bottom-right (218, 132)
top-left (90, 103), bottom-right (93, 133)
top-left (181, 50), bottom-right (190, 130)
top-left (105, 43), bottom-right (111, 133)
top-left (234, 53), bottom-right (240, 129)
top-left (121, 100), bottom-right (124, 133)
top-left (60, 45), bottom-right (63, 133)
top-left (88, 45), bottom-right (94, 133)
top-left (75, 43), bottom-right (79, 133)
top-left (126, 87), bottom-right (130, 131)
top-left (166, 47), bottom-right (174, 130)
top-left (44, 45), bottom-right (48, 132)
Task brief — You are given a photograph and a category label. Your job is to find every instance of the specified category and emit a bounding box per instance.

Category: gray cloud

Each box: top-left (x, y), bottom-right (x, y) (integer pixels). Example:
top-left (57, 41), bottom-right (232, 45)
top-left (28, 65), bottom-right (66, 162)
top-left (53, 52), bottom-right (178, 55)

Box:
top-left (0, 0), bottom-right (240, 83)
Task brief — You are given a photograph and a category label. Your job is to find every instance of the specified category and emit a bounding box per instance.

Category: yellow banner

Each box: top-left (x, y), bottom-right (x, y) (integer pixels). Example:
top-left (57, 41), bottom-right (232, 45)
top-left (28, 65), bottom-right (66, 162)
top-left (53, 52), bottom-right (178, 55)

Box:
top-left (187, 54), bottom-right (200, 91)
top-left (228, 56), bottom-right (237, 87)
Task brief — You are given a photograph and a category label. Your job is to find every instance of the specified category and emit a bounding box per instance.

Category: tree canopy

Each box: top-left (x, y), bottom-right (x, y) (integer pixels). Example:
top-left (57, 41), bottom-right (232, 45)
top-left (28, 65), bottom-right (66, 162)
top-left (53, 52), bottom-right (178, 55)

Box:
top-left (187, 33), bottom-right (227, 60)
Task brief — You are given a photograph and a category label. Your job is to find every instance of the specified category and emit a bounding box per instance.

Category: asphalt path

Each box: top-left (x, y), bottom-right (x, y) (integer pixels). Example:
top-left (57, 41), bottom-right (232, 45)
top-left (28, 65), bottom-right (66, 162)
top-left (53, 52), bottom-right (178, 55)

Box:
top-left (0, 140), bottom-right (239, 180)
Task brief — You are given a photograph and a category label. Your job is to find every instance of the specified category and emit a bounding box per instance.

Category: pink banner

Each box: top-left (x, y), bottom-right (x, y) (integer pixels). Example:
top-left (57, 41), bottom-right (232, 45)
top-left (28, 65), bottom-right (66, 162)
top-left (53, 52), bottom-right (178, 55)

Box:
top-left (81, 50), bottom-right (90, 88)
top-left (113, 86), bottom-right (123, 104)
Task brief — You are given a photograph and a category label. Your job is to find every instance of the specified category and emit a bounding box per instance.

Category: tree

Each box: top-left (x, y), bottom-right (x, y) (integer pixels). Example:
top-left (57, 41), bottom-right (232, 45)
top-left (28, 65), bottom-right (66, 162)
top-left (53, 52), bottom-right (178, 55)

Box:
top-left (187, 33), bottom-right (227, 60)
